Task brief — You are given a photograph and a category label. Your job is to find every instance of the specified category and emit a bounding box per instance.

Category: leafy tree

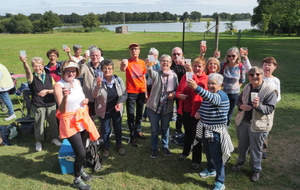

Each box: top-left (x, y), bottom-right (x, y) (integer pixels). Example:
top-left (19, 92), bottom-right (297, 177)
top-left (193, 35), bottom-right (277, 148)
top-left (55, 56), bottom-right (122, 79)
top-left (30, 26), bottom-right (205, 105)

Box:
top-left (28, 13), bottom-right (43, 22)
top-left (261, 13), bottom-right (271, 36)
top-left (190, 11), bottom-right (201, 21)
top-left (82, 13), bottom-right (100, 30)
top-left (205, 20), bottom-right (211, 34)
top-left (180, 12), bottom-right (189, 21)
top-left (224, 21), bottom-right (236, 36)
top-left (186, 21), bottom-right (193, 31)
top-left (39, 11), bottom-right (62, 33)
top-left (7, 14), bottom-right (33, 33)
top-left (0, 18), bottom-right (10, 33)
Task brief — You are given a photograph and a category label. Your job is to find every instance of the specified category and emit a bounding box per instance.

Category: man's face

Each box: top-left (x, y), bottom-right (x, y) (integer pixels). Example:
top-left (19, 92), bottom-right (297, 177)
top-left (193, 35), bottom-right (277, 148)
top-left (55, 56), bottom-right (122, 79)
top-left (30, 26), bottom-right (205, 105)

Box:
top-left (172, 48), bottom-right (183, 63)
top-left (129, 46), bottom-right (140, 58)
top-left (90, 51), bottom-right (101, 64)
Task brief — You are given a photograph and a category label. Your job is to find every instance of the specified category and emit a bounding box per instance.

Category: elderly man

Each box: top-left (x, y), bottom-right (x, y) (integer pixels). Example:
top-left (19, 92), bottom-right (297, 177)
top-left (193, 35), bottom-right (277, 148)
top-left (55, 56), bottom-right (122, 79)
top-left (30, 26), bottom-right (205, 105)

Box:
top-left (171, 47), bottom-right (185, 134)
top-left (187, 73), bottom-right (234, 190)
top-left (232, 66), bottom-right (277, 182)
top-left (120, 43), bottom-right (147, 147)
top-left (79, 47), bottom-right (103, 117)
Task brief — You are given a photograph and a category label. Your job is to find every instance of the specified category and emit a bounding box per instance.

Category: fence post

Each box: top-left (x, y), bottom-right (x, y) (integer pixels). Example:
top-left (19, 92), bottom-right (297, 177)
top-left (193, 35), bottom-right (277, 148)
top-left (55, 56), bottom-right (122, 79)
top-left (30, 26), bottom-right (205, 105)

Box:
top-left (182, 21), bottom-right (185, 53)
top-left (237, 30), bottom-right (242, 46)
top-left (214, 16), bottom-right (220, 51)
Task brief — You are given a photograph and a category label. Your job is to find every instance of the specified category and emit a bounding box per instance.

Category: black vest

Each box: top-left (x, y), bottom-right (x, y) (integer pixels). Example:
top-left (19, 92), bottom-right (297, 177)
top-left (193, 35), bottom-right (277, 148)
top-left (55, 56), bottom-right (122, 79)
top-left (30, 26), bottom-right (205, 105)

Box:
top-left (29, 74), bottom-right (56, 108)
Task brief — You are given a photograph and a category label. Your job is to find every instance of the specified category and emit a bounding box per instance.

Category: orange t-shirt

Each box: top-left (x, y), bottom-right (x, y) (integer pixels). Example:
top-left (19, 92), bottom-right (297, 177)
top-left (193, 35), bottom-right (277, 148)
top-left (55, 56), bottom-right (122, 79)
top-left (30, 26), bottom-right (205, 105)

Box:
top-left (125, 58), bottom-right (147, 93)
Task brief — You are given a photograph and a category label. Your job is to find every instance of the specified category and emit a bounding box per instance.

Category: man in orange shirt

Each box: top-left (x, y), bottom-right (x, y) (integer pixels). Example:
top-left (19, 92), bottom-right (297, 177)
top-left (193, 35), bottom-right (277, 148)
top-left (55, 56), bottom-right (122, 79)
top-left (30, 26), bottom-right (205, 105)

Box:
top-left (120, 43), bottom-right (147, 147)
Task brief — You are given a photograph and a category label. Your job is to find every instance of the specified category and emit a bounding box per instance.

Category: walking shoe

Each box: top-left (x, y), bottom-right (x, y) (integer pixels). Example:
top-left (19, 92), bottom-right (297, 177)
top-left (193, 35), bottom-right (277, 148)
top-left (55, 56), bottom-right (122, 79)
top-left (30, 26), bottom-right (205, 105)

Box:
top-left (129, 137), bottom-right (138, 147)
top-left (137, 132), bottom-right (147, 139)
top-left (251, 171), bottom-right (260, 182)
top-left (162, 148), bottom-right (172, 156)
top-left (51, 138), bottom-right (62, 146)
top-left (81, 170), bottom-right (92, 181)
top-left (213, 182), bottom-right (225, 190)
top-left (102, 147), bottom-right (110, 158)
top-left (151, 149), bottom-right (158, 159)
top-left (190, 162), bottom-right (200, 169)
top-left (199, 169), bottom-right (216, 178)
top-left (72, 179), bottom-right (91, 190)
top-left (232, 163), bottom-right (244, 171)
top-left (35, 141), bottom-right (42, 152)
top-left (178, 154), bottom-right (187, 161)
top-left (262, 152), bottom-right (268, 159)
top-left (116, 145), bottom-right (125, 156)
top-left (4, 113), bottom-right (16, 121)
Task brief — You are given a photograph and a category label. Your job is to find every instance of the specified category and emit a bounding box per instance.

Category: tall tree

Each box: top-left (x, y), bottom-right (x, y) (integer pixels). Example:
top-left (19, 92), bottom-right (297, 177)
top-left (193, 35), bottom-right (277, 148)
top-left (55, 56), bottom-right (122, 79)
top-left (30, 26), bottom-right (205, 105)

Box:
top-left (7, 14), bottom-right (33, 33)
top-left (82, 13), bottom-right (100, 30)
top-left (39, 11), bottom-right (62, 33)
top-left (190, 11), bottom-right (201, 21)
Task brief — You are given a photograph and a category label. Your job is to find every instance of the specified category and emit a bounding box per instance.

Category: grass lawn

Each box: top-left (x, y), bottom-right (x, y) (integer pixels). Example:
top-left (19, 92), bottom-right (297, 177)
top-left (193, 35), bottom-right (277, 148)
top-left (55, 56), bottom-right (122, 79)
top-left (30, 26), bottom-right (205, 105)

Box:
top-left (0, 30), bottom-right (299, 190)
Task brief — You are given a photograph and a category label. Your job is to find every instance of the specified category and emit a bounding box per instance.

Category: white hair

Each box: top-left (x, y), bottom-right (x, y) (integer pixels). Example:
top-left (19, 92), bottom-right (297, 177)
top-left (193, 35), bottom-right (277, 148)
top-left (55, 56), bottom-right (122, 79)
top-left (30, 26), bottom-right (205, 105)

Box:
top-left (149, 47), bottom-right (159, 56)
top-left (208, 73), bottom-right (224, 85)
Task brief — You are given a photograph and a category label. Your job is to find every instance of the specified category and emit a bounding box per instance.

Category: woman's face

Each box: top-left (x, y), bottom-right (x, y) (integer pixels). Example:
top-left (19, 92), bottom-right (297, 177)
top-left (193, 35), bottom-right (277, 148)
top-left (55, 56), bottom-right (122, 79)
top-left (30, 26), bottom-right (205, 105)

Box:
top-left (192, 61), bottom-right (205, 76)
top-left (248, 71), bottom-right (263, 88)
top-left (64, 67), bottom-right (77, 82)
top-left (32, 63), bottom-right (44, 75)
top-left (48, 53), bottom-right (58, 63)
top-left (160, 58), bottom-right (172, 71)
top-left (227, 51), bottom-right (238, 64)
top-left (74, 48), bottom-right (82, 56)
top-left (102, 65), bottom-right (114, 78)
top-left (207, 60), bottom-right (219, 74)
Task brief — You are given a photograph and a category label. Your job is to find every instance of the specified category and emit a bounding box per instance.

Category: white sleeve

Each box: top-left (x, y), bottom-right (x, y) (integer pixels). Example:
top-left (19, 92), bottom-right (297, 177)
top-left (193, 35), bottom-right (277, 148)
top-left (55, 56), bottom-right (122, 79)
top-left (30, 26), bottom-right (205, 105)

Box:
top-left (242, 58), bottom-right (252, 73)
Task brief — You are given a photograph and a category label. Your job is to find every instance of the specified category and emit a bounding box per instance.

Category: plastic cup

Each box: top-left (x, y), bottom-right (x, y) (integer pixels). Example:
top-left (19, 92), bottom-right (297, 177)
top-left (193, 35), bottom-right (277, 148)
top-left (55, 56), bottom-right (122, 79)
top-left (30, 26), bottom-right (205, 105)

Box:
top-left (215, 51), bottom-right (221, 58)
top-left (251, 92), bottom-right (258, 101)
top-left (148, 55), bottom-right (155, 66)
top-left (240, 47), bottom-right (248, 57)
top-left (85, 50), bottom-right (90, 56)
top-left (20, 51), bottom-right (26, 58)
top-left (64, 83), bottom-right (71, 90)
top-left (185, 59), bottom-right (191, 65)
top-left (201, 41), bottom-right (207, 47)
top-left (98, 71), bottom-right (103, 78)
top-left (122, 59), bottom-right (128, 65)
top-left (62, 45), bottom-right (67, 50)
top-left (186, 72), bottom-right (193, 81)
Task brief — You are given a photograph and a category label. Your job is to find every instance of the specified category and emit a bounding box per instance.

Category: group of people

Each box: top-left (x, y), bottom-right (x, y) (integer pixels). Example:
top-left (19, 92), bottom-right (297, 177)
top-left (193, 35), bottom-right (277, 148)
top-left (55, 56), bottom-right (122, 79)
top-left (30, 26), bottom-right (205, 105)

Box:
top-left (0, 42), bottom-right (280, 190)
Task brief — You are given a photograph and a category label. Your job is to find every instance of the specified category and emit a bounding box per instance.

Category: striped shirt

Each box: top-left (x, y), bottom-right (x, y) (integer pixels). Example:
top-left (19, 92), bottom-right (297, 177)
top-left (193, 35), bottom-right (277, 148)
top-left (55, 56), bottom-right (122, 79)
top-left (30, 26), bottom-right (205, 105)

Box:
top-left (194, 86), bottom-right (229, 125)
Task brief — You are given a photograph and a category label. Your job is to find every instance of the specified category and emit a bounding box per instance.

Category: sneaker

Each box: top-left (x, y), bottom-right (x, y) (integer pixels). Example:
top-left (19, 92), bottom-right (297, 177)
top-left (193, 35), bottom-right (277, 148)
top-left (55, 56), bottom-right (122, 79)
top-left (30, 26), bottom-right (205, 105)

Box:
top-left (81, 170), bottom-right (92, 181)
top-left (162, 148), bottom-right (172, 156)
top-left (129, 137), bottom-right (139, 147)
top-left (151, 149), bottom-right (158, 159)
top-left (116, 145), bottom-right (125, 156)
top-left (251, 171), bottom-right (260, 182)
top-left (51, 138), bottom-right (62, 146)
top-left (232, 163), bottom-right (244, 171)
top-left (72, 179), bottom-right (91, 190)
top-left (103, 147), bottom-right (110, 158)
top-left (213, 182), bottom-right (225, 190)
top-left (199, 169), bottom-right (216, 178)
top-left (178, 154), bottom-right (187, 161)
top-left (4, 113), bottom-right (16, 121)
top-left (262, 152), bottom-right (268, 159)
top-left (35, 141), bottom-right (42, 152)
top-left (190, 162), bottom-right (200, 169)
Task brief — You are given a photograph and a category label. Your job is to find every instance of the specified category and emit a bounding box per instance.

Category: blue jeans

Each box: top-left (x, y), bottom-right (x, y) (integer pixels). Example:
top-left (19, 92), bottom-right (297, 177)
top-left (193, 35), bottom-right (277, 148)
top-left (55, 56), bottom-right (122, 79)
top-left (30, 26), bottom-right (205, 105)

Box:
top-left (99, 111), bottom-right (122, 148)
top-left (0, 91), bottom-right (14, 115)
top-left (227, 93), bottom-right (239, 127)
top-left (147, 108), bottom-right (172, 150)
top-left (203, 132), bottom-right (225, 184)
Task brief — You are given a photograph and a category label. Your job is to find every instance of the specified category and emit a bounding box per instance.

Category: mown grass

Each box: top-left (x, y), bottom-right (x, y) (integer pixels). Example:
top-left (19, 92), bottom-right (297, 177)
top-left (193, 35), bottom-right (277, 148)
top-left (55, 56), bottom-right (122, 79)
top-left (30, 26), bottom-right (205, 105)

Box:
top-left (0, 30), bottom-right (299, 190)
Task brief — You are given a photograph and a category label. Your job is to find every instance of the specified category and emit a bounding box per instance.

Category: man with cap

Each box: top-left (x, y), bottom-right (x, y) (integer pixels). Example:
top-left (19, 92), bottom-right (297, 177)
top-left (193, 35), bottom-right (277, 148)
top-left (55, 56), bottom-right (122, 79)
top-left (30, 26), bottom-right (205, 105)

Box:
top-left (120, 43), bottom-right (147, 147)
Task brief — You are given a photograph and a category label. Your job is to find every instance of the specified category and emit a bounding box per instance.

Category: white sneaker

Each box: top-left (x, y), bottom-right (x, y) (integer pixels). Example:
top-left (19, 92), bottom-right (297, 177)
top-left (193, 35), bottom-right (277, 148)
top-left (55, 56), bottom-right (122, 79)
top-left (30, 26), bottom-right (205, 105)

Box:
top-left (51, 138), bottom-right (62, 146)
top-left (4, 113), bottom-right (16, 121)
top-left (35, 141), bottom-right (42, 152)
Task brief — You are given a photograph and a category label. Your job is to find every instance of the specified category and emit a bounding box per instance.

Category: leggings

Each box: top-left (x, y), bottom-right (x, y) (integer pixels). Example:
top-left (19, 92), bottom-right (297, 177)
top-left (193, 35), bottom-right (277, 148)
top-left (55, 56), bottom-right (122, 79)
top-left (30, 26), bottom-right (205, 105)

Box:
top-left (68, 130), bottom-right (89, 177)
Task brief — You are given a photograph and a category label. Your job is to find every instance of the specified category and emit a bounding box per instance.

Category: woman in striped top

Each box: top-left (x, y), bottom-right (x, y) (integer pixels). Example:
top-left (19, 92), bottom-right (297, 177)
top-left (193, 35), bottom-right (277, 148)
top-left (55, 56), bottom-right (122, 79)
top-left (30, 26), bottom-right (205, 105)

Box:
top-left (187, 73), bottom-right (234, 190)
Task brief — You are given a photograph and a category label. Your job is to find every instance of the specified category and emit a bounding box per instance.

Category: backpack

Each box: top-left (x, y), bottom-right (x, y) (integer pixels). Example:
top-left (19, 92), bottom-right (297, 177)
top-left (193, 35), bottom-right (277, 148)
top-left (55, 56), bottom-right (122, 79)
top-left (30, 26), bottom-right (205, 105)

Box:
top-left (221, 62), bottom-right (243, 76)
top-left (84, 140), bottom-right (102, 172)
top-left (0, 123), bottom-right (18, 146)
top-left (170, 133), bottom-right (185, 146)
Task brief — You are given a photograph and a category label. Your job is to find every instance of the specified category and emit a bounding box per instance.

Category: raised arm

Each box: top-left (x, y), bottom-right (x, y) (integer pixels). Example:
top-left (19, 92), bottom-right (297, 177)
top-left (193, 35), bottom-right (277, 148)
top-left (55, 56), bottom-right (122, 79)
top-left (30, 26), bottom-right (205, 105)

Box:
top-left (19, 56), bottom-right (33, 83)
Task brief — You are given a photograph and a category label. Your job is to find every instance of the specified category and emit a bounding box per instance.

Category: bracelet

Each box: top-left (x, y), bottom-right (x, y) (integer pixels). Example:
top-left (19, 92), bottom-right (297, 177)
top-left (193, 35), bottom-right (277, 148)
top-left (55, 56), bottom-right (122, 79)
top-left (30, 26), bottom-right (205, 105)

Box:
top-left (200, 53), bottom-right (205, 56)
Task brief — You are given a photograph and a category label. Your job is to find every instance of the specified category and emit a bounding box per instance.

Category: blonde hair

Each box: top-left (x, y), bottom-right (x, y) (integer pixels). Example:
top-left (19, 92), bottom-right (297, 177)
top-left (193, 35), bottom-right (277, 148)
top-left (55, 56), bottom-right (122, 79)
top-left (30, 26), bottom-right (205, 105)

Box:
top-left (31, 57), bottom-right (44, 66)
top-left (205, 57), bottom-right (220, 74)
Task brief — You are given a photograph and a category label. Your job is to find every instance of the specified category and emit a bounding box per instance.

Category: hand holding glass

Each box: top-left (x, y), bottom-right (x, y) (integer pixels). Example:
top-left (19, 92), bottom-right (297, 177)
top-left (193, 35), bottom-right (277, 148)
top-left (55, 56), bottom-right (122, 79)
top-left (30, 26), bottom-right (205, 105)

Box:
top-left (148, 55), bottom-right (155, 66)
top-left (20, 51), bottom-right (26, 58)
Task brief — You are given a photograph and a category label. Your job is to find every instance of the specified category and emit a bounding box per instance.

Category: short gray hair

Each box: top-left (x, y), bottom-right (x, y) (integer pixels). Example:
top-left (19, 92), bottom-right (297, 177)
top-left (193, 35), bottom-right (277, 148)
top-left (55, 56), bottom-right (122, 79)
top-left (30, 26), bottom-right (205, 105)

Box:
top-left (172, 47), bottom-right (183, 54)
top-left (73, 44), bottom-right (82, 52)
top-left (149, 47), bottom-right (159, 56)
top-left (248, 66), bottom-right (264, 77)
top-left (159, 54), bottom-right (172, 62)
top-left (208, 73), bottom-right (224, 85)
top-left (90, 47), bottom-right (101, 55)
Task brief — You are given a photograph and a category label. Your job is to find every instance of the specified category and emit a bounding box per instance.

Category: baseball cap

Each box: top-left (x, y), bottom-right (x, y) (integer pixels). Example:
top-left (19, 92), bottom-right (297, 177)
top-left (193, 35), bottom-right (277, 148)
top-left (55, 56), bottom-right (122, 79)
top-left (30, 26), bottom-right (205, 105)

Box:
top-left (128, 43), bottom-right (140, 49)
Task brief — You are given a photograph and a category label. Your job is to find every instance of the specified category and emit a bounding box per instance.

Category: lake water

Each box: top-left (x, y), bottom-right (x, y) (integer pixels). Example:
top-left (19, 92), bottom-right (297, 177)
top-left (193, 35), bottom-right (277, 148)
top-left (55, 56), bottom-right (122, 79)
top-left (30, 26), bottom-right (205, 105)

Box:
top-left (102, 21), bottom-right (257, 32)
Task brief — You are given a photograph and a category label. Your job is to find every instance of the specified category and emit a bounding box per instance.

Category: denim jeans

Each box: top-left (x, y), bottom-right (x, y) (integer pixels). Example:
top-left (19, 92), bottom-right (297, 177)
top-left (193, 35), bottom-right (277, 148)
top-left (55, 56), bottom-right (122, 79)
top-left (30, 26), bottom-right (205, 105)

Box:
top-left (203, 132), bottom-right (225, 184)
top-left (99, 111), bottom-right (122, 148)
top-left (126, 93), bottom-right (145, 137)
top-left (226, 93), bottom-right (239, 127)
top-left (0, 91), bottom-right (14, 115)
top-left (147, 108), bottom-right (172, 150)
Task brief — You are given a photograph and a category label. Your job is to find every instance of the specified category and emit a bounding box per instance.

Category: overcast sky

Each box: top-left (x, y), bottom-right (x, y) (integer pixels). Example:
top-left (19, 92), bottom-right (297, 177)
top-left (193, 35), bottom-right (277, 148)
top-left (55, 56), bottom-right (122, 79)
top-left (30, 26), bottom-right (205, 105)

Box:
top-left (0, 0), bottom-right (258, 16)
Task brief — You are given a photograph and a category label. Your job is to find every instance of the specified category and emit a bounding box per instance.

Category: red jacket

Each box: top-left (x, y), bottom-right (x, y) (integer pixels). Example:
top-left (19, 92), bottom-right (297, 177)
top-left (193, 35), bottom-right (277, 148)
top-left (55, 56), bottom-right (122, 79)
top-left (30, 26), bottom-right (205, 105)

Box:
top-left (176, 72), bottom-right (208, 117)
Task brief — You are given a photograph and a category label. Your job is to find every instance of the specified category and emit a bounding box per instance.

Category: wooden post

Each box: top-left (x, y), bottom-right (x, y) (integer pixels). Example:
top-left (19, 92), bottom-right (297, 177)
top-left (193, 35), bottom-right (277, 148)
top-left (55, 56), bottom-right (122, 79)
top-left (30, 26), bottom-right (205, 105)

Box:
top-left (182, 21), bottom-right (185, 53)
top-left (237, 30), bottom-right (242, 46)
top-left (214, 16), bottom-right (220, 51)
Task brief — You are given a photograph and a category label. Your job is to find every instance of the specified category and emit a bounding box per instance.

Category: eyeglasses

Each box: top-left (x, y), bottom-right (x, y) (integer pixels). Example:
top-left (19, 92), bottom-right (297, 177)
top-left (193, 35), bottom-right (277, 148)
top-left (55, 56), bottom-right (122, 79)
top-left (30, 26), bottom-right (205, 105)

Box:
top-left (249, 73), bottom-right (261, 77)
top-left (172, 53), bottom-right (181, 56)
top-left (65, 70), bottom-right (77, 73)
top-left (161, 60), bottom-right (170, 63)
top-left (227, 55), bottom-right (236, 58)
top-left (130, 48), bottom-right (140, 51)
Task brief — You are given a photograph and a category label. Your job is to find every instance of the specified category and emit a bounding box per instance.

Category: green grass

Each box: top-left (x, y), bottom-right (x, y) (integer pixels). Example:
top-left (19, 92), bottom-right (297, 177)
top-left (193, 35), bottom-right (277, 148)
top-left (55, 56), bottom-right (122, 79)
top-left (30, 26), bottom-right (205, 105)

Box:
top-left (0, 30), bottom-right (299, 190)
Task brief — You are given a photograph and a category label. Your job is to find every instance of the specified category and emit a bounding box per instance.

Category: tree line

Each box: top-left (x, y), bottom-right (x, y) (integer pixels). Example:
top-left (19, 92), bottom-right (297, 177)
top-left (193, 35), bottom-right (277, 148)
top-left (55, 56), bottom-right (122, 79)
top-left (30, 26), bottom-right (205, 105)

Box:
top-left (0, 11), bottom-right (251, 34)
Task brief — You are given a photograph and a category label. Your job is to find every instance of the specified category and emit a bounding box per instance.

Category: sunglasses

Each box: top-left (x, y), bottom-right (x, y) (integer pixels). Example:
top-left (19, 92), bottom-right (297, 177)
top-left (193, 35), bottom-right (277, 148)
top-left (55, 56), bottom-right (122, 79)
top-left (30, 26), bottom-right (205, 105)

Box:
top-left (227, 55), bottom-right (236, 58)
top-left (173, 53), bottom-right (181, 56)
top-left (249, 73), bottom-right (261, 77)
